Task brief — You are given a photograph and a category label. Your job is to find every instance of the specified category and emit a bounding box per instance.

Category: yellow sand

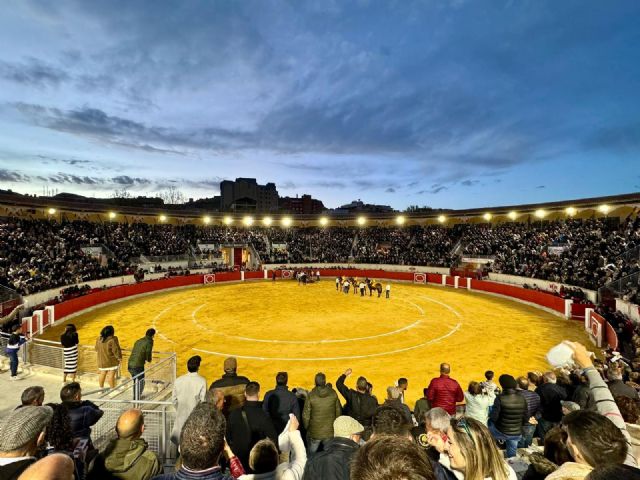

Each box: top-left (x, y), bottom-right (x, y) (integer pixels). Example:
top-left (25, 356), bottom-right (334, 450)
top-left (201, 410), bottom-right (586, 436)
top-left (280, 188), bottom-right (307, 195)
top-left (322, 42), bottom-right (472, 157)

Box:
top-left (40, 280), bottom-right (590, 406)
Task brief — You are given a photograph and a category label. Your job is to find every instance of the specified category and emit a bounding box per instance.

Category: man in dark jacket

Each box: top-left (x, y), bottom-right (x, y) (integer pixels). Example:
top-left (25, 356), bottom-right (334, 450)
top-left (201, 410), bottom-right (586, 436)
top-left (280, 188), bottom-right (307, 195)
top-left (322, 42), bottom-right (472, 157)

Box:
top-left (426, 363), bottom-right (464, 416)
top-left (336, 369), bottom-right (378, 434)
top-left (263, 371), bottom-right (300, 434)
top-left (303, 373), bottom-right (342, 454)
top-left (535, 372), bottom-right (567, 438)
top-left (226, 381), bottom-right (278, 472)
top-left (516, 376), bottom-right (541, 448)
top-left (608, 367), bottom-right (639, 400)
top-left (210, 357), bottom-right (251, 416)
top-left (60, 382), bottom-right (104, 445)
top-left (303, 416), bottom-right (363, 480)
top-left (128, 328), bottom-right (155, 400)
top-left (489, 374), bottom-right (528, 458)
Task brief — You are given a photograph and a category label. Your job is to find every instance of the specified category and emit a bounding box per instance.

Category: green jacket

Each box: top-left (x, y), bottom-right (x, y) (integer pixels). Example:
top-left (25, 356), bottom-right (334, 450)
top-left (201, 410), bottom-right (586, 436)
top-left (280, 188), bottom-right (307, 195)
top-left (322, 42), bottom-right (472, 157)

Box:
top-left (128, 336), bottom-right (153, 369)
top-left (303, 385), bottom-right (342, 440)
top-left (103, 437), bottom-right (161, 480)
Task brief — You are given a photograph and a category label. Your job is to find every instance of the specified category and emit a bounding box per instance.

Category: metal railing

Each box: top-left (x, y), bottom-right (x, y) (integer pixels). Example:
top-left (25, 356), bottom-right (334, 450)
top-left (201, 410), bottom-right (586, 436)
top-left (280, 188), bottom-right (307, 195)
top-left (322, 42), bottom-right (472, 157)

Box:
top-left (0, 331), bottom-right (28, 363)
top-left (600, 270), bottom-right (640, 300)
top-left (81, 397), bottom-right (176, 465)
top-left (141, 254), bottom-right (190, 263)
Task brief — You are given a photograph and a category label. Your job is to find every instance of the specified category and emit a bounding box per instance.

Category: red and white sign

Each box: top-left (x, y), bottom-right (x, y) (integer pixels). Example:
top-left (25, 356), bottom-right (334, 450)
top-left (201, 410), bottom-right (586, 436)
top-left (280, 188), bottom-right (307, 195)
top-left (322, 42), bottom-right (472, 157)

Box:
top-left (413, 273), bottom-right (427, 284)
top-left (203, 274), bottom-right (216, 284)
top-left (281, 270), bottom-right (294, 279)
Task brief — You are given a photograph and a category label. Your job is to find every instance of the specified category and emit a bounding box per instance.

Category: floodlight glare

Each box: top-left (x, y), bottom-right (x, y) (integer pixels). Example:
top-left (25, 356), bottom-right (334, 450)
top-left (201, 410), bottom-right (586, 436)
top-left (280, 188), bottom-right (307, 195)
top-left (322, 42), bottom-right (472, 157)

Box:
top-left (108, 211), bottom-right (117, 220)
top-left (223, 216), bottom-right (233, 225)
top-left (483, 213), bottom-right (492, 221)
top-left (203, 216), bottom-right (211, 225)
top-left (47, 208), bottom-right (57, 215)
top-left (159, 214), bottom-right (167, 222)
top-left (534, 209), bottom-right (546, 218)
top-left (319, 216), bottom-right (329, 227)
top-left (357, 216), bottom-right (367, 226)
top-left (262, 217), bottom-right (273, 226)
top-left (565, 207), bottom-right (577, 216)
top-left (396, 215), bottom-right (405, 225)
top-left (598, 204), bottom-right (610, 214)
top-left (438, 215), bottom-right (446, 223)
top-left (243, 216), bottom-right (254, 226)
top-left (508, 211), bottom-right (517, 220)
top-left (281, 216), bottom-right (292, 227)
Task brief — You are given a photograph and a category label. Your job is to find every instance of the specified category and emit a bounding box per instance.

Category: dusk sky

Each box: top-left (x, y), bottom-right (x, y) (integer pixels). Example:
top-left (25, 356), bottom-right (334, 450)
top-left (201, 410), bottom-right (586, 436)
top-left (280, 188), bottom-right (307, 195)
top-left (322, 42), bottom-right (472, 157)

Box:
top-left (0, 1), bottom-right (638, 210)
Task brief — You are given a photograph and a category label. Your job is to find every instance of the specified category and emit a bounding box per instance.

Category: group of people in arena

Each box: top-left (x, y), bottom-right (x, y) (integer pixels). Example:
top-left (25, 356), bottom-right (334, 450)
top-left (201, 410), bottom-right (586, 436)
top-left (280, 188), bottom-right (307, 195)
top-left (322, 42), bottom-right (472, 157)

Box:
top-left (1, 215), bottom-right (638, 296)
top-left (3, 338), bottom-right (640, 479)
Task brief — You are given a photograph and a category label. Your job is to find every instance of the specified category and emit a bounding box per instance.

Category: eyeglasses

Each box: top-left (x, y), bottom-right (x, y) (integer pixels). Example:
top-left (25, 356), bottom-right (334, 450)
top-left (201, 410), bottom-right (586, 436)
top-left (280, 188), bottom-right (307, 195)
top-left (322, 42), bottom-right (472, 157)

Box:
top-left (456, 417), bottom-right (475, 446)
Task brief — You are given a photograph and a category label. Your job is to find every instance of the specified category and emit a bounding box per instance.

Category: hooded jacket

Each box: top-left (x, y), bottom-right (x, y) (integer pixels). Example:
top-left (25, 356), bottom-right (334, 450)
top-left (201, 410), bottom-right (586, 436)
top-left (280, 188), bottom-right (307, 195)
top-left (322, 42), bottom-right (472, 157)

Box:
top-left (302, 385), bottom-right (342, 440)
top-left (103, 437), bottom-right (161, 480)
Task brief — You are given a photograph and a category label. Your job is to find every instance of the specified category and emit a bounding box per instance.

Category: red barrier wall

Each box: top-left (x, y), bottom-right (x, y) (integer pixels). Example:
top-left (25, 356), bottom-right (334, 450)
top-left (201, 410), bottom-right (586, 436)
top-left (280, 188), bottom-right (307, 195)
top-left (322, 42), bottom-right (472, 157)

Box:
top-left (244, 271), bottom-right (265, 280)
top-left (470, 279), bottom-right (567, 314)
top-left (570, 303), bottom-right (595, 320)
top-left (213, 272), bottom-right (242, 283)
top-left (605, 322), bottom-right (619, 350)
top-left (445, 276), bottom-right (456, 287)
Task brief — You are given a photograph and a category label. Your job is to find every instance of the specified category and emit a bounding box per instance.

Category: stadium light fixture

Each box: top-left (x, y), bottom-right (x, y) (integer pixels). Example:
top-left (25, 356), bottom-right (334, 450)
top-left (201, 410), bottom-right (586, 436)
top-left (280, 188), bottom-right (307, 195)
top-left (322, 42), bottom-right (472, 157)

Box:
top-left (108, 211), bottom-right (117, 220)
top-left (203, 215), bottom-right (211, 225)
top-left (262, 216), bottom-right (273, 226)
top-left (357, 216), bottom-right (367, 226)
top-left (483, 213), bottom-right (492, 221)
top-left (223, 216), bottom-right (233, 225)
top-left (47, 208), bottom-right (57, 215)
top-left (565, 207), bottom-right (577, 216)
top-left (159, 214), bottom-right (167, 222)
top-left (534, 209), bottom-right (546, 218)
top-left (508, 211), bottom-right (517, 220)
top-left (598, 204), bottom-right (610, 214)
top-left (319, 216), bottom-right (329, 227)
top-left (396, 215), bottom-right (406, 225)
top-left (281, 216), bottom-right (292, 227)
top-left (243, 216), bottom-right (254, 226)
top-left (438, 215), bottom-right (446, 223)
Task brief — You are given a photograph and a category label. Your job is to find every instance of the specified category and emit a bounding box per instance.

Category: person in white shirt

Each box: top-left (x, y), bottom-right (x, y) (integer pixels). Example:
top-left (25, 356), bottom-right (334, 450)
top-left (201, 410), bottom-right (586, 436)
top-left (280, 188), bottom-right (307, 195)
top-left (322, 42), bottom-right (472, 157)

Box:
top-left (170, 355), bottom-right (207, 446)
top-left (464, 381), bottom-right (496, 426)
top-left (385, 284), bottom-right (391, 299)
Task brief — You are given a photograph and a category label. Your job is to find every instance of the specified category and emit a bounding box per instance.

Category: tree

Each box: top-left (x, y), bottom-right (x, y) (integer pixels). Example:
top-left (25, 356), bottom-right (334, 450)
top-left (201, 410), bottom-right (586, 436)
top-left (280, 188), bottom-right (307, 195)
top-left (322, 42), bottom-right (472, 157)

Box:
top-left (112, 188), bottom-right (132, 199)
top-left (157, 186), bottom-right (186, 204)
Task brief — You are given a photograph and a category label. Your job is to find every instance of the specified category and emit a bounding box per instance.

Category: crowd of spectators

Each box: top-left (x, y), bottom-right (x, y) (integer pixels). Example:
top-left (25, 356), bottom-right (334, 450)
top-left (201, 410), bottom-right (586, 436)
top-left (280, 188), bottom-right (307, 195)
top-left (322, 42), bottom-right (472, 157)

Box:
top-left (1, 216), bottom-right (639, 296)
top-left (3, 340), bottom-right (640, 479)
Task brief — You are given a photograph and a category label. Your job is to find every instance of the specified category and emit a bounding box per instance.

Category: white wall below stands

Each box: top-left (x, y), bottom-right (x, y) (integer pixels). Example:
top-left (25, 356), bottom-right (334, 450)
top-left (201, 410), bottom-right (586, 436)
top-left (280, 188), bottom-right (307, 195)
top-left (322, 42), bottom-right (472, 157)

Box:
top-left (616, 298), bottom-right (640, 323)
top-left (487, 273), bottom-right (598, 303)
top-left (23, 269), bottom-right (212, 308)
top-left (262, 263), bottom-right (450, 275)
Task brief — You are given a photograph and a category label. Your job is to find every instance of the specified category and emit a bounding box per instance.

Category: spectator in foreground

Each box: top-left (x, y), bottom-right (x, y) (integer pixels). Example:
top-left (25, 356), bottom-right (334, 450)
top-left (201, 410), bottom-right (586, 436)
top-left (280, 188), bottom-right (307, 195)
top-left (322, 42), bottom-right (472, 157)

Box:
top-left (516, 376), bottom-right (541, 448)
top-left (464, 381), bottom-right (494, 426)
top-left (488, 374), bottom-right (528, 458)
top-left (427, 363), bottom-right (464, 416)
top-left (60, 382), bottom-right (104, 447)
top-left (263, 372), bottom-right (300, 434)
top-left (16, 453), bottom-right (75, 480)
top-left (303, 372), bottom-right (342, 455)
top-left (303, 416), bottom-right (363, 480)
top-left (19, 386), bottom-right (45, 408)
top-left (6, 326), bottom-right (28, 380)
top-left (521, 426), bottom-right (573, 480)
top-left (60, 324), bottom-right (79, 384)
top-left (615, 395), bottom-right (640, 464)
top-left (171, 355), bottom-right (207, 446)
top-left (413, 388), bottom-right (431, 427)
top-left (351, 435), bottom-right (435, 480)
top-left (608, 366), bottom-right (639, 400)
top-left (585, 464), bottom-right (640, 479)
top-left (445, 416), bottom-right (517, 480)
top-left (103, 408), bottom-right (161, 480)
top-left (536, 372), bottom-right (567, 438)
top-left (481, 370), bottom-right (500, 397)
top-left (336, 369), bottom-right (378, 437)
top-left (227, 382), bottom-right (278, 472)
top-left (0, 405), bottom-right (53, 479)
top-left (128, 328), bottom-right (156, 401)
top-left (95, 325), bottom-right (122, 389)
top-left (384, 386), bottom-right (412, 424)
top-left (209, 357), bottom-right (250, 416)
top-left (397, 377), bottom-right (409, 404)
top-left (152, 403), bottom-right (241, 480)
top-left (372, 405), bottom-right (412, 438)
top-left (41, 403), bottom-right (85, 478)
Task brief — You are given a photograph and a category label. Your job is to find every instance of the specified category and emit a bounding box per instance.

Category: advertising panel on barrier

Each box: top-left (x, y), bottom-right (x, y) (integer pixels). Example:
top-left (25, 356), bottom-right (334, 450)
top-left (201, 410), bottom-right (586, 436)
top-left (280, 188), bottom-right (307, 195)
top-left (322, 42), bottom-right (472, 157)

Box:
top-left (584, 309), bottom-right (604, 348)
top-left (413, 272), bottom-right (427, 284)
top-left (281, 270), bottom-right (294, 279)
top-left (203, 274), bottom-right (216, 284)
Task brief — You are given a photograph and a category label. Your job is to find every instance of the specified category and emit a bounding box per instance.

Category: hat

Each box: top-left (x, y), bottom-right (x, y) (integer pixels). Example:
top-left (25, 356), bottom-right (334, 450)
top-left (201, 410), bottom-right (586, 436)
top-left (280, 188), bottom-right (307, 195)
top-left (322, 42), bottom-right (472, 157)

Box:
top-left (224, 357), bottom-right (237, 372)
top-left (498, 374), bottom-right (517, 390)
top-left (0, 405), bottom-right (53, 452)
top-left (561, 401), bottom-right (581, 413)
top-left (333, 416), bottom-right (364, 438)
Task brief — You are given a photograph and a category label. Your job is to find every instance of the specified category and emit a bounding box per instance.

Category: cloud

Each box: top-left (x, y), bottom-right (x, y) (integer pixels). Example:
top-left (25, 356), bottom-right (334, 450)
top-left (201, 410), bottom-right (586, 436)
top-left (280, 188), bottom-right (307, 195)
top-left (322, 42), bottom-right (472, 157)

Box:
top-left (460, 179), bottom-right (479, 187)
top-left (0, 58), bottom-right (69, 87)
top-left (584, 123), bottom-right (640, 153)
top-left (385, 187), bottom-right (395, 193)
top-left (111, 175), bottom-right (152, 186)
top-left (536, 185), bottom-right (546, 189)
top-left (0, 169), bottom-right (29, 182)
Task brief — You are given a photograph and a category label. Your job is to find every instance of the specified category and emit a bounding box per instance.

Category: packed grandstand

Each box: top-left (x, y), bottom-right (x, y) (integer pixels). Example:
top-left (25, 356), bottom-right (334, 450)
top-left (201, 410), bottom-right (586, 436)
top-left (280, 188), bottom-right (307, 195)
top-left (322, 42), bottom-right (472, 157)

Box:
top-left (1, 195), bottom-right (640, 480)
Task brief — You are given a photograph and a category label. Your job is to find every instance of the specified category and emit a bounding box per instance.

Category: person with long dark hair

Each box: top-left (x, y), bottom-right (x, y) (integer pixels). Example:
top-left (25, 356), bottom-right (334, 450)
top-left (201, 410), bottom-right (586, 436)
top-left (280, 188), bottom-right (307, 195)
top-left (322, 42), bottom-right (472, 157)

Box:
top-left (61, 324), bottom-right (79, 383)
top-left (94, 325), bottom-right (121, 389)
top-left (5, 325), bottom-right (28, 380)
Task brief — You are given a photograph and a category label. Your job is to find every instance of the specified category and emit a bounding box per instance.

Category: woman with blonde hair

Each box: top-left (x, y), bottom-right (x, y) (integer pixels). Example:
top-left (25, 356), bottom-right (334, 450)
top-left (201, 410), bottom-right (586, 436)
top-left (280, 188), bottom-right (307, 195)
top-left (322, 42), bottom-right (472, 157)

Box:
top-left (445, 416), bottom-right (517, 480)
top-left (95, 325), bottom-right (121, 389)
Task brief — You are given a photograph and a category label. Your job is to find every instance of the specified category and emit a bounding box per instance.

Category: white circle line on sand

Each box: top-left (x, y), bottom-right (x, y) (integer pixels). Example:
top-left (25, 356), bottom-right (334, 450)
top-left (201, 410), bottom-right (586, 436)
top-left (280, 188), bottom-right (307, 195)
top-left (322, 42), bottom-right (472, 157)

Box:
top-left (190, 303), bottom-right (424, 344)
top-left (152, 298), bottom-right (195, 344)
top-left (192, 322), bottom-right (462, 361)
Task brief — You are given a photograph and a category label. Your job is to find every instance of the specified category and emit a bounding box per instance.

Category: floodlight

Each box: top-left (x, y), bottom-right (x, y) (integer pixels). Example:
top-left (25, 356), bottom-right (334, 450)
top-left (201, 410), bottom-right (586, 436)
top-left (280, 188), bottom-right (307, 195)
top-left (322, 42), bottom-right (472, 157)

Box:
top-left (483, 213), bottom-right (492, 221)
top-left (203, 216), bottom-right (211, 225)
top-left (281, 216), bottom-right (292, 227)
top-left (47, 208), bottom-right (57, 215)
top-left (357, 216), bottom-right (367, 226)
top-left (565, 207), bottom-right (577, 216)
top-left (438, 215), bottom-right (446, 223)
top-left (598, 204), bottom-right (610, 214)
top-left (223, 216), bottom-right (233, 225)
top-left (508, 211), bottom-right (517, 220)
top-left (319, 216), bottom-right (329, 227)
top-left (262, 217), bottom-right (273, 226)
top-left (396, 215), bottom-right (405, 225)
top-left (108, 211), bottom-right (117, 220)
top-left (534, 209), bottom-right (546, 218)
top-left (243, 216), bottom-right (254, 226)
top-left (159, 214), bottom-right (167, 222)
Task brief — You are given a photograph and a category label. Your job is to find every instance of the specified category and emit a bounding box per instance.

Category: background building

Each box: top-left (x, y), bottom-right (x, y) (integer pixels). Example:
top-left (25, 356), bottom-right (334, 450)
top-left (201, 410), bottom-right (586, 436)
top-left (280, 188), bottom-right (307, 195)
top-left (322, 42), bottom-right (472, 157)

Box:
top-left (220, 178), bottom-right (279, 212)
top-left (279, 194), bottom-right (325, 214)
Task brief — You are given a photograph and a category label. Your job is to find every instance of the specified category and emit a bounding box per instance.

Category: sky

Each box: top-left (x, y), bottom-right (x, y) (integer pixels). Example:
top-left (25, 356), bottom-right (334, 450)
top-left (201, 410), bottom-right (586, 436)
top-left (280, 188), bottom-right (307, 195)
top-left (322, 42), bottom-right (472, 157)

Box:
top-left (0, 0), bottom-right (638, 210)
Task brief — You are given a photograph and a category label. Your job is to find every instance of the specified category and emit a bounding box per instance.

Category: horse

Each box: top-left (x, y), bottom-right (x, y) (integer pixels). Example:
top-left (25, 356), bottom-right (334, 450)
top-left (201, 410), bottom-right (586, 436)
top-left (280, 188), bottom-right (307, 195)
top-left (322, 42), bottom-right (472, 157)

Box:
top-left (367, 279), bottom-right (383, 297)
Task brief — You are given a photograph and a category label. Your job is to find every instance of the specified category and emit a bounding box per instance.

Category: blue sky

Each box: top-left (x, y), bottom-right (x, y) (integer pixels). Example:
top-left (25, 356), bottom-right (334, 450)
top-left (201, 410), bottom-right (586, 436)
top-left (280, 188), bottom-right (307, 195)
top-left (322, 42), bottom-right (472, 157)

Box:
top-left (0, 0), bottom-right (638, 209)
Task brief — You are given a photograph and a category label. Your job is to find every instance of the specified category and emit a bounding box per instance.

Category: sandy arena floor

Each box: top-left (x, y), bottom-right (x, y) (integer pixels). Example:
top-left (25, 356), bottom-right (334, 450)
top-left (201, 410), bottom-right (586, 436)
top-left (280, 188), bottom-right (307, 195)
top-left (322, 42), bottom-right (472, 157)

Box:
top-left (41, 280), bottom-right (590, 406)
